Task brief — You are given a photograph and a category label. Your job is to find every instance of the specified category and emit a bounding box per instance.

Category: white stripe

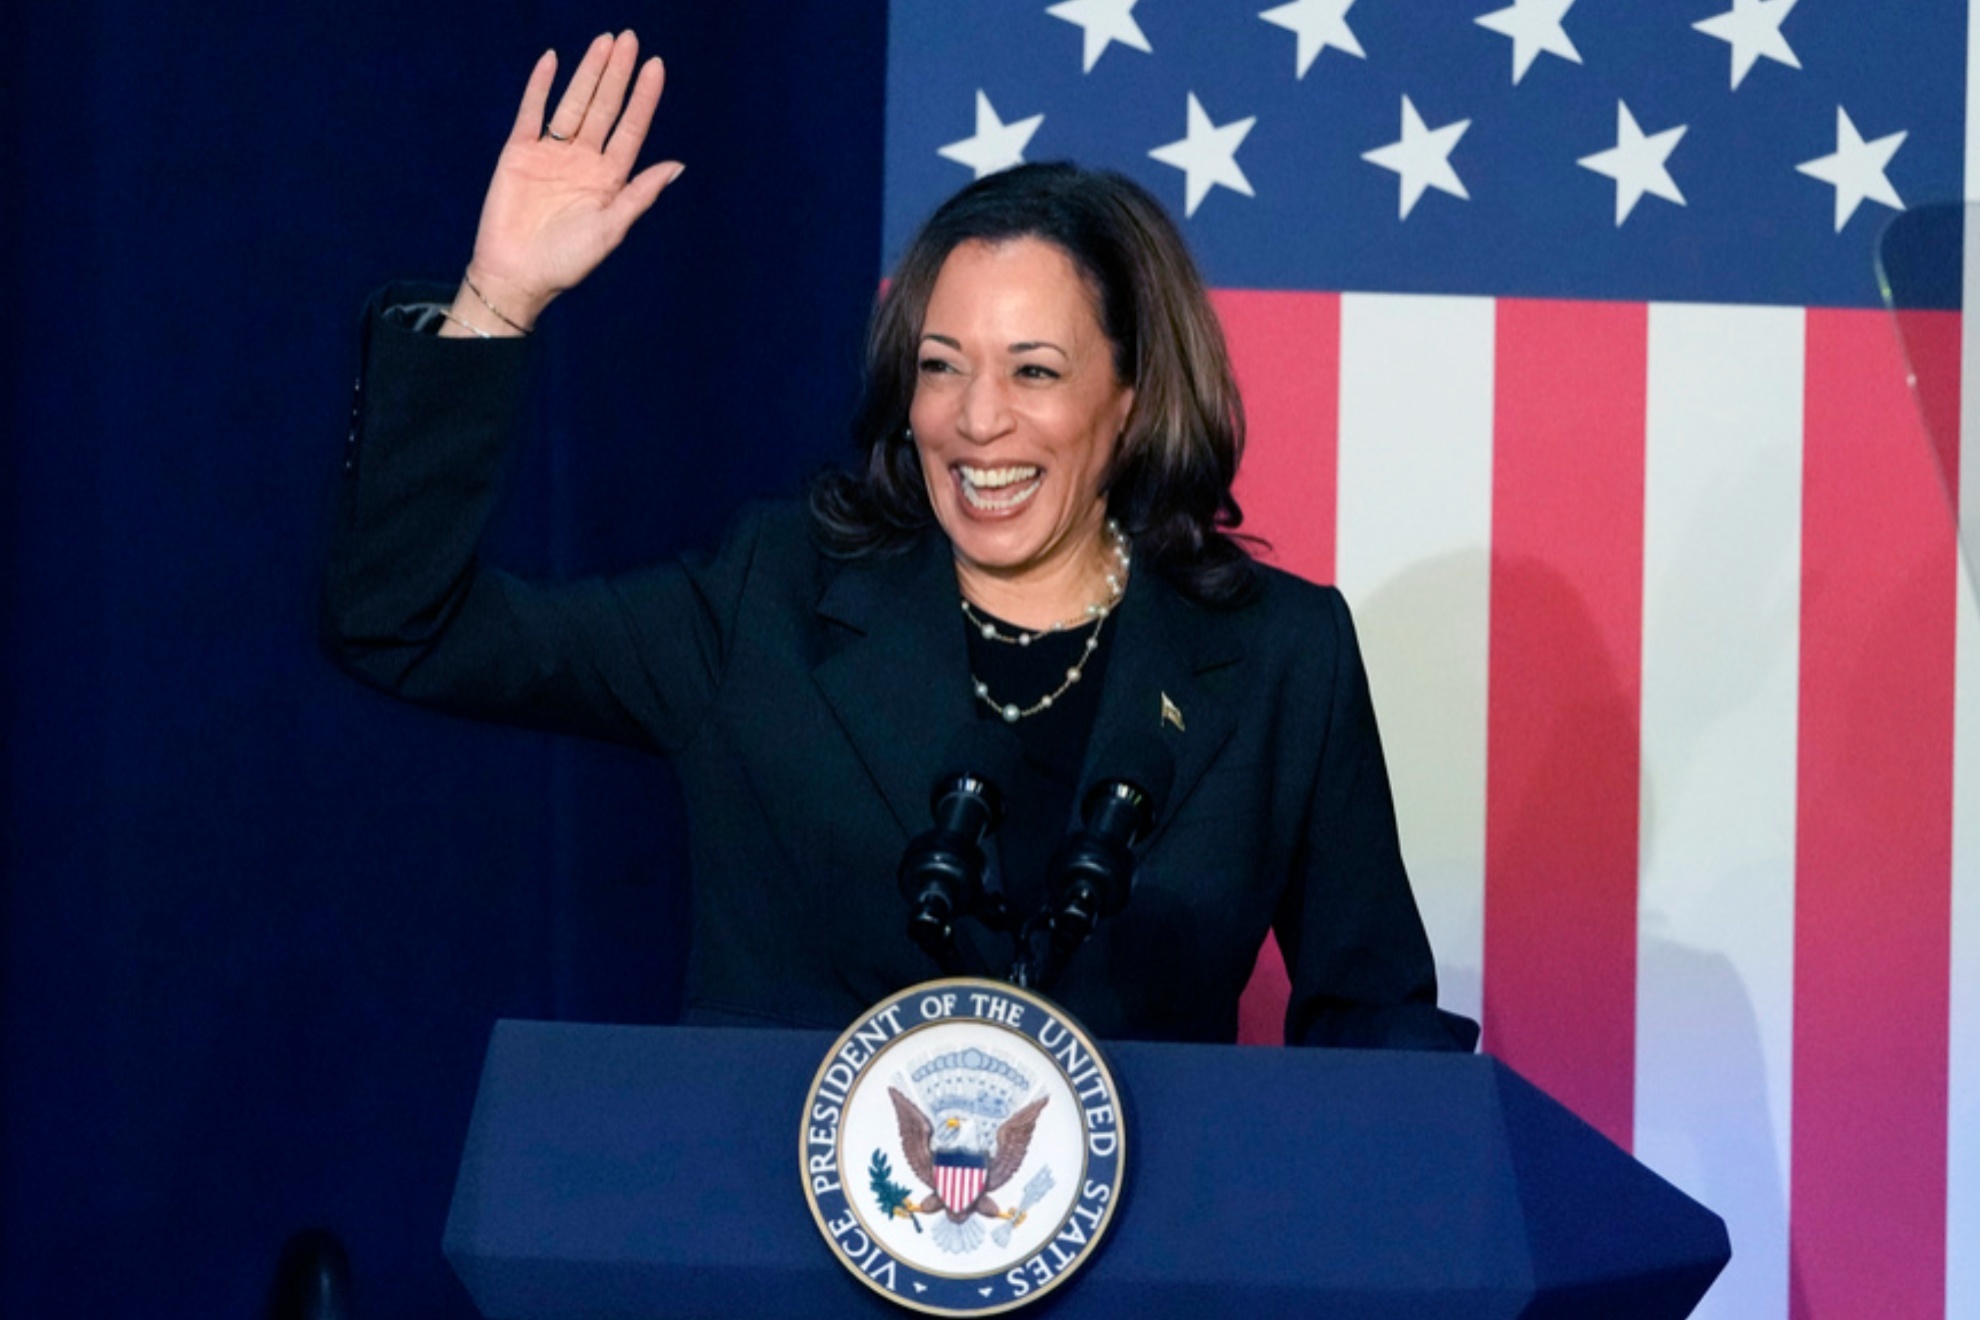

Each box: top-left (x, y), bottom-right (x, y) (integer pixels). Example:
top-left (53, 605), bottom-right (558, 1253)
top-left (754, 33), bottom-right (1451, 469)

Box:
top-left (1334, 292), bottom-right (1495, 1029)
top-left (1947, 180), bottom-right (1980, 1318)
top-left (1952, 546), bottom-right (1979, 1320)
top-left (1634, 303), bottom-right (1803, 1320)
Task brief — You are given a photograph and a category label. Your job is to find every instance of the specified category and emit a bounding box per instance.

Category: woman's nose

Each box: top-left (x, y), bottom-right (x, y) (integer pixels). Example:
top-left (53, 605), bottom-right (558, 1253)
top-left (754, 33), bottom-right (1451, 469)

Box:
top-left (956, 375), bottom-right (1013, 444)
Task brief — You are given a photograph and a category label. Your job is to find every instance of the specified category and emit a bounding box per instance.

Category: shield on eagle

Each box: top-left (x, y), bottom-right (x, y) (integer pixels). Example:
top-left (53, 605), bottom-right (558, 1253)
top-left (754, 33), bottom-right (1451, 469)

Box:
top-left (935, 1150), bottom-right (988, 1215)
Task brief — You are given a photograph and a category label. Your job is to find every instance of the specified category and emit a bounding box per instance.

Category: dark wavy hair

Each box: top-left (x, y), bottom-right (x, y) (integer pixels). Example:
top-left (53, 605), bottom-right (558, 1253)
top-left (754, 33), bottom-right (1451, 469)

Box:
top-left (809, 162), bottom-right (1258, 606)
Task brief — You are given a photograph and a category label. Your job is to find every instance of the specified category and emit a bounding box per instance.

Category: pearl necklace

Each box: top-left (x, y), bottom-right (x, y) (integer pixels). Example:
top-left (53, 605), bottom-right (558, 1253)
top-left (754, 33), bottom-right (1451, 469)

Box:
top-left (963, 521), bottom-right (1130, 724)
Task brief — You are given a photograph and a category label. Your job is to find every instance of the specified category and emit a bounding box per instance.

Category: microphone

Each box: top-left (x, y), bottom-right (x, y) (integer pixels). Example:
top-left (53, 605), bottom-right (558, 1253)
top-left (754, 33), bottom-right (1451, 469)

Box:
top-left (1023, 732), bottom-right (1176, 991)
top-left (898, 723), bottom-right (1024, 974)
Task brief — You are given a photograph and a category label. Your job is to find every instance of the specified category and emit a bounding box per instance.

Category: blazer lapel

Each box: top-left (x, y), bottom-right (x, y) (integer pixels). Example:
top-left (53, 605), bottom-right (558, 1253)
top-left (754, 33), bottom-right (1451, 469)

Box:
top-left (1078, 571), bottom-right (1244, 846)
top-left (812, 534), bottom-right (978, 834)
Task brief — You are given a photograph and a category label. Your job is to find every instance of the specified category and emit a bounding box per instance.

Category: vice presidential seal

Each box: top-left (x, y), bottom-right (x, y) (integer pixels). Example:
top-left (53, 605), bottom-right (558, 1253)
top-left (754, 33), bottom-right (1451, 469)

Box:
top-left (800, 978), bottom-right (1126, 1315)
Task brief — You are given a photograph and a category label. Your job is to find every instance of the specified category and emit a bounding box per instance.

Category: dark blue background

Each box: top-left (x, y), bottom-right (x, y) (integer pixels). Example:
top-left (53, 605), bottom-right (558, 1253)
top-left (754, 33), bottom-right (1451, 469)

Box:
top-left (2, 2), bottom-right (887, 1315)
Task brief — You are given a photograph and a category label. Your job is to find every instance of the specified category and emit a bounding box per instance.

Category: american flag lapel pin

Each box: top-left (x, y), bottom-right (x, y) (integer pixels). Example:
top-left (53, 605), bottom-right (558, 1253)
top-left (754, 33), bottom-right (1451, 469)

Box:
top-left (1160, 693), bottom-right (1185, 732)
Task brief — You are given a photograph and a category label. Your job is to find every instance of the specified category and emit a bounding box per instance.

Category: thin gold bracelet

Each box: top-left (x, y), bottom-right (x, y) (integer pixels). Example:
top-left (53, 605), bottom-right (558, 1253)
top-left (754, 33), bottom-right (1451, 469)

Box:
top-left (462, 272), bottom-right (534, 336)
top-left (438, 309), bottom-right (493, 340)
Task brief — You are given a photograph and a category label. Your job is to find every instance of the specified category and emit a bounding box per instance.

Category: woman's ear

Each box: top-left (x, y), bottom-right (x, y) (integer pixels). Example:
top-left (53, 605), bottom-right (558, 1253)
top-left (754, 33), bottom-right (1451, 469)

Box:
top-left (1113, 387), bottom-right (1138, 447)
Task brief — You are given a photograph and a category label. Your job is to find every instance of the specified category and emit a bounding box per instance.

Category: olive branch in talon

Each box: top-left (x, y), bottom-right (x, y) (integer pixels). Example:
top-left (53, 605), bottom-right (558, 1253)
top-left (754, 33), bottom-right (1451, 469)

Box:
top-left (868, 1150), bottom-right (924, 1233)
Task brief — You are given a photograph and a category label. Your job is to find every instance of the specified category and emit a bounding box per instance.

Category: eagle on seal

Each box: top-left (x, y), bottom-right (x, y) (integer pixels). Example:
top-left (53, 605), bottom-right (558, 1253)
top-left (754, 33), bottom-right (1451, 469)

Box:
top-left (886, 1086), bottom-right (1049, 1249)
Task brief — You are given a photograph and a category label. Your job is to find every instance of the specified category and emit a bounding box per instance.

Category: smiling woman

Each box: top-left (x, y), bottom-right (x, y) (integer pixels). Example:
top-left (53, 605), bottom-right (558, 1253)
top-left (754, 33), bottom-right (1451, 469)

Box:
top-left (322, 33), bottom-right (1477, 1051)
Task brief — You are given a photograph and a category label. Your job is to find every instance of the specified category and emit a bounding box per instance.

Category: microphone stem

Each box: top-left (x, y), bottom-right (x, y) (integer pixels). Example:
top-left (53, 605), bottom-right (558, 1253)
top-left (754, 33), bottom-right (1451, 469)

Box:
top-left (909, 908), bottom-right (965, 976)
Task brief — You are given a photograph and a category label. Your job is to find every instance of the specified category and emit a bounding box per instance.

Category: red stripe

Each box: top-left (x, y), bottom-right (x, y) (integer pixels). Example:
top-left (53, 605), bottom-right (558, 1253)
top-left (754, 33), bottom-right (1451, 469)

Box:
top-left (1212, 289), bottom-right (1340, 1045)
top-left (1236, 938), bottom-right (1290, 1046)
top-left (939, 1164), bottom-right (982, 1211)
top-left (1893, 307), bottom-right (1964, 509)
top-left (1790, 308), bottom-right (1954, 1320)
top-left (1215, 288), bottom-right (1340, 585)
top-left (1482, 298), bottom-right (1645, 1150)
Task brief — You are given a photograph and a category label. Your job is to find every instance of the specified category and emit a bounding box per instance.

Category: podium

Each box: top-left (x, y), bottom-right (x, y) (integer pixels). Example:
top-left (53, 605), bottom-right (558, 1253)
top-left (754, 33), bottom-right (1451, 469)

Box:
top-left (444, 1021), bottom-right (1728, 1318)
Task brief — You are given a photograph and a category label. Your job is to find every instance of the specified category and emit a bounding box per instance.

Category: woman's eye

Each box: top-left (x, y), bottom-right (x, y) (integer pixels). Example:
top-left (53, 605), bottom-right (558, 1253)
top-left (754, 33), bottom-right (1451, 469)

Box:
top-left (1017, 364), bottom-right (1060, 381)
top-left (918, 358), bottom-right (956, 375)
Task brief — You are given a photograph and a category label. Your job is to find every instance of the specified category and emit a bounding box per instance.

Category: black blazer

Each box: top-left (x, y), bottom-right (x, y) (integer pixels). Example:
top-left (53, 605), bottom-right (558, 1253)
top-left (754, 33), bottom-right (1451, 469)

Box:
top-left (324, 287), bottom-right (1476, 1050)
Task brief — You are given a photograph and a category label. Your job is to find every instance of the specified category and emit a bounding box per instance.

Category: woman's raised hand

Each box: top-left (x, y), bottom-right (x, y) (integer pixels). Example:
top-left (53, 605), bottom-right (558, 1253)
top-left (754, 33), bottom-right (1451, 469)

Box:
top-left (445, 31), bottom-right (683, 337)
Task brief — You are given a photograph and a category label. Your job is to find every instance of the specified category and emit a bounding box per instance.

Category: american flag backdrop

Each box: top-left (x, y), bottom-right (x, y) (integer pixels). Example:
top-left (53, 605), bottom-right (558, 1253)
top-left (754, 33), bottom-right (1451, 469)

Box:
top-left (884, 2), bottom-right (1977, 1317)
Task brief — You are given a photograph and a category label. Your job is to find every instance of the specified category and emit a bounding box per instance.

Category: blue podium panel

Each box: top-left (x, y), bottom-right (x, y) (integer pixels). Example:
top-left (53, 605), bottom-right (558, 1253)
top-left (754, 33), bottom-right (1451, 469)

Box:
top-left (444, 1022), bottom-right (1727, 1319)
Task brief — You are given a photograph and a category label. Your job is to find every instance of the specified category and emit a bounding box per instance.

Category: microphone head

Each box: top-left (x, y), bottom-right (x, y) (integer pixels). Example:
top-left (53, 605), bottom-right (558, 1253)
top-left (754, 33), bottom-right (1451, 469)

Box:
top-left (935, 721), bottom-right (1025, 791)
top-left (1081, 731), bottom-right (1176, 831)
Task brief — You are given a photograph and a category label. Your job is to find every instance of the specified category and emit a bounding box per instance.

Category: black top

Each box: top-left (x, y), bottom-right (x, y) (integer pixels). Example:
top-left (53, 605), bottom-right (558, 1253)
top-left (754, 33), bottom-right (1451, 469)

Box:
top-left (963, 607), bottom-right (1114, 922)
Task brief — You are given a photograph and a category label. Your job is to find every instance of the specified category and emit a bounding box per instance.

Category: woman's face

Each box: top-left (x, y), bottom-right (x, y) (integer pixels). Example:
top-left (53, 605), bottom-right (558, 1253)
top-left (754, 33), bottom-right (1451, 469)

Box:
top-left (909, 237), bottom-right (1135, 591)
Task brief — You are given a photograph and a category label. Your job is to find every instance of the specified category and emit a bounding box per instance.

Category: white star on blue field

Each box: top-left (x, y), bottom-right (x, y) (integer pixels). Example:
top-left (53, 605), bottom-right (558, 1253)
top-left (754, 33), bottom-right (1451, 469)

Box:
top-left (884, 0), bottom-right (1959, 308)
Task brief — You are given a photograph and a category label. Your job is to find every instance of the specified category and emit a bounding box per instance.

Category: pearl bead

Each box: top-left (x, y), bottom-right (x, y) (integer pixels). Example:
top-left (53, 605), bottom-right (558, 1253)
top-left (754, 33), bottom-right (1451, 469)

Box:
top-left (960, 523), bottom-right (1127, 722)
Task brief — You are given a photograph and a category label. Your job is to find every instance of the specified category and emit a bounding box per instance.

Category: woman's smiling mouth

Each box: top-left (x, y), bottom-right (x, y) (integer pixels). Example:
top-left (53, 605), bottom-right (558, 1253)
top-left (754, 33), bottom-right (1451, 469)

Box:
top-left (956, 463), bottom-right (1044, 513)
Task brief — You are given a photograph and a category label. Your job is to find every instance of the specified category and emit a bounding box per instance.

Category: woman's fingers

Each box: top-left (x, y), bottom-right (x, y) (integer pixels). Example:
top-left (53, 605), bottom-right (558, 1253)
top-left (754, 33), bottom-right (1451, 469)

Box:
top-left (577, 31), bottom-right (640, 149)
top-left (508, 50), bottom-right (557, 145)
top-left (594, 160), bottom-right (683, 255)
top-left (604, 58), bottom-right (665, 175)
top-left (544, 32), bottom-right (613, 142)
top-left (607, 160), bottom-right (685, 236)
top-left (468, 30), bottom-right (672, 307)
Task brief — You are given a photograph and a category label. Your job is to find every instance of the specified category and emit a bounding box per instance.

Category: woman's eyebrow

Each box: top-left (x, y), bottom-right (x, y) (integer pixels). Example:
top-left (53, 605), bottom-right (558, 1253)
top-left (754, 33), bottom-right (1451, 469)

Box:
top-left (917, 333), bottom-right (1069, 358)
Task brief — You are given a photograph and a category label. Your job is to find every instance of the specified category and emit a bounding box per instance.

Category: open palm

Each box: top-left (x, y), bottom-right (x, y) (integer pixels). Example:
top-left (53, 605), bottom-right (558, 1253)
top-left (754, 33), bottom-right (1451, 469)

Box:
top-left (462, 31), bottom-right (682, 330)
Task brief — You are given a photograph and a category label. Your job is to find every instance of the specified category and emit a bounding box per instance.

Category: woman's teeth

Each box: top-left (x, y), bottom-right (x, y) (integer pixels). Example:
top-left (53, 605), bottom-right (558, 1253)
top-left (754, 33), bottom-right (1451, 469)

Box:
top-left (958, 465), bottom-right (1042, 510)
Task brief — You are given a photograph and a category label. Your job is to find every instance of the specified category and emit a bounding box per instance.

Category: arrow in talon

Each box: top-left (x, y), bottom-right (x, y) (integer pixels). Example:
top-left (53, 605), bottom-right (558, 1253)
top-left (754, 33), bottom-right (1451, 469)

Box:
top-left (992, 1167), bottom-right (1057, 1248)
